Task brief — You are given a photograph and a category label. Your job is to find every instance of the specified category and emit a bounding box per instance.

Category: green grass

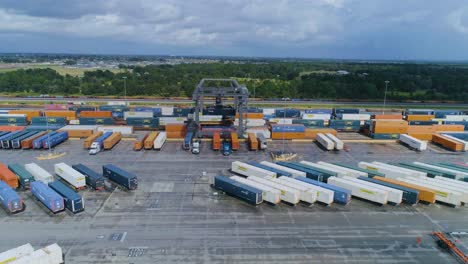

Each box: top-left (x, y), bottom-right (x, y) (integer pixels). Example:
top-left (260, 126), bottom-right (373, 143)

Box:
top-left (0, 64), bottom-right (126, 77)
top-left (299, 70), bottom-right (337, 76)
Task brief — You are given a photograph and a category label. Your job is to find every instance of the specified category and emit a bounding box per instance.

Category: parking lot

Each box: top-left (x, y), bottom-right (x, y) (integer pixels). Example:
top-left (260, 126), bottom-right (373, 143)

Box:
top-left (0, 139), bottom-right (466, 263)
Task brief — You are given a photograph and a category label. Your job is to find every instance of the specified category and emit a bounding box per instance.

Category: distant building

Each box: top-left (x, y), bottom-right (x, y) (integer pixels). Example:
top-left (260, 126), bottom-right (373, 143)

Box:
top-left (337, 70), bottom-right (349, 75)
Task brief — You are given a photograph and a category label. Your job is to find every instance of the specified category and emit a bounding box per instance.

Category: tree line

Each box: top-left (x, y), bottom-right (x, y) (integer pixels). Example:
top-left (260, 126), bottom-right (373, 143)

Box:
top-left (0, 62), bottom-right (467, 102)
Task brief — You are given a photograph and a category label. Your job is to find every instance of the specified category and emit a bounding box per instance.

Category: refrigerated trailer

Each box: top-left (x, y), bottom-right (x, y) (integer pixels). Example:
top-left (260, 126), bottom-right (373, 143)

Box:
top-left (343, 176), bottom-right (403, 205)
top-left (213, 176), bottom-right (262, 205)
top-left (248, 176), bottom-right (300, 205)
top-left (327, 177), bottom-right (388, 205)
top-left (259, 161), bottom-right (306, 178)
top-left (231, 161), bottom-right (276, 179)
top-left (230, 176), bottom-right (281, 204)
top-left (399, 134), bottom-right (427, 151)
top-left (316, 133), bottom-right (334, 150)
top-left (278, 176), bottom-right (334, 205)
top-left (54, 163), bottom-right (87, 190)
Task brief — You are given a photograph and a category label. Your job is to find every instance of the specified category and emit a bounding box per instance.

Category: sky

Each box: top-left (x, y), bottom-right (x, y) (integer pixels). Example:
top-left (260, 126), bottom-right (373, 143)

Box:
top-left (0, 0), bottom-right (468, 60)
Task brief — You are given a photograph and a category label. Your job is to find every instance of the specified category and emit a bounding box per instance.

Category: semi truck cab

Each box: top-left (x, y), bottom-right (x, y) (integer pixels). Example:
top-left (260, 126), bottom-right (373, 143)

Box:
top-left (192, 140), bottom-right (200, 154)
top-left (89, 142), bottom-right (101, 155)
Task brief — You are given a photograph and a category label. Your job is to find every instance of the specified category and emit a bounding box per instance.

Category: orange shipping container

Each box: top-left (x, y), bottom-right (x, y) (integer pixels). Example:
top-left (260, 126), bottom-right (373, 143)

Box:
top-left (271, 132), bottom-right (305, 140)
top-left (80, 111), bottom-right (113, 118)
top-left (43, 110), bottom-right (77, 121)
top-left (21, 131), bottom-right (48, 149)
top-left (373, 126), bottom-right (408, 134)
top-left (165, 123), bottom-right (186, 132)
top-left (235, 113), bottom-right (264, 119)
top-left (213, 132), bottom-right (221, 150)
top-left (433, 125), bottom-right (465, 132)
top-left (134, 133), bottom-right (149, 151)
top-left (0, 126), bottom-right (25, 132)
top-left (9, 110), bottom-right (41, 121)
top-left (406, 115), bottom-right (435, 121)
top-left (407, 133), bottom-right (434, 141)
top-left (104, 132), bottom-right (121, 150)
top-left (60, 129), bottom-right (94, 138)
top-left (230, 132), bottom-right (239, 151)
top-left (304, 128), bottom-right (337, 139)
top-left (167, 131), bottom-right (186, 138)
top-left (372, 114), bottom-right (403, 120)
top-left (432, 134), bottom-right (464, 151)
top-left (372, 120), bottom-right (408, 126)
top-left (144, 132), bottom-right (159, 149)
top-left (0, 163), bottom-right (19, 189)
top-left (83, 131), bottom-right (103, 149)
top-left (407, 125), bottom-right (435, 134)
top-left (248, 133), bottom-right (258, 150)
top-left (373, 176), bottom-right (436, 203)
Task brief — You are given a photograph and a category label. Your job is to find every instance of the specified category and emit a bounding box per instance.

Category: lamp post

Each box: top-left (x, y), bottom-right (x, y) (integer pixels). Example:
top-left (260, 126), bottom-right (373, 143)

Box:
top-left (383, 81), bottom-right (389, 114)
top-left (122, 76), bottom-right (127, 106)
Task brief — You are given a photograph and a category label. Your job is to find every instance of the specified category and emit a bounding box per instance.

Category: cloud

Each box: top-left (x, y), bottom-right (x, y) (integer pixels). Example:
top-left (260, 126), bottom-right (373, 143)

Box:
top-left (448, 7), bottom-right (468, 34)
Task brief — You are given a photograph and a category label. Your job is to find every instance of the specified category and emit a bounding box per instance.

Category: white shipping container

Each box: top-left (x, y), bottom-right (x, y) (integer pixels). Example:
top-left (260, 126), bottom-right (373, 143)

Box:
top-left (0, 114), bottom-right (27, 118)
top-left (441, 134), bottom-right (468, 151)
top-left (161, 106), bottom-right (174, 116)
top-left (415, 177), bottom-right (468, 203)
top-left (230, 176), bottom-right (281, 204)
top-left (124, 111), bottom-right (153, 120)
top-left (259, 161), bottom-right (306, 178)
top-left (248, 176), bottom-right (300, 204)
top-left (0, 244), bottom-right (34, 263)
top-left (325, 133), bottom-right (344, 150)
top-left (413, 162), bottom-right (468, 180)
top-left (442, 115), bottom-right (468, 121)
top-left (11, 243), bottom-right (63, 264)
top-left (107, 101), bottom-right (126, 106)
top-left (341, 114), bottom-right (371, 120)
top-left (327, 177), bottom-right (388, 205)
top-left (434, 176), bottom-right (468, 189)
top-left (397, 178), bottom-right (462, 207)
top-left (97, 126), bottom-right (133, 135)
top-left (271, 177), bottom-right (317, 204)
top-left (234, 119), bottom-right (266, 127)
top-left (372, 162), bottom-right (427, 178)
top-left (301, 161), bottom-right (349, 178)
top-left (278, 176), bottom-right (334, 205)
top-left (316, 133), bottom-right (334, 150)
top-left (54, 163), bottom-right (86, 189)
top-left (317, 162), bottom-right (367, 177)
top-left (153, 132), bottom-right (166, 150)
top-left (59, 125), bottom-right (99, 131)
top-left (343, 176), bottom-right (403, 205)
top-left (358, 162), bottom-right (413, 180)
top-left (69, 120), bottom-right (80, 125)
top-left (231, 161), bottom-right (276, 179)
top-left (262, 108), bottom-right (275, 115)
top-left (268, 118), bottom-right (293, 124)
top-left (399, 134), bottom-right (427, 151)
top-left (25, 163), bottom-right (54, 184)
top-left (245, 127), bottom-right (271, 139)
top-left (301, 114), bottom-right (331, 120)
top-left (199, 115), bottom-right (223, 122)
top-left (159, 117), bottom-right (186, 125)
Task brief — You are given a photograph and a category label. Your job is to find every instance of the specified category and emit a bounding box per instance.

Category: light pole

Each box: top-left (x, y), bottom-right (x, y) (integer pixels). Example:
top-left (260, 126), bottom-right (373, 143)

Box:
top-left (383, 81), bottom-right (389, 114)
top-left (122, 76), bottom-right (127, 106)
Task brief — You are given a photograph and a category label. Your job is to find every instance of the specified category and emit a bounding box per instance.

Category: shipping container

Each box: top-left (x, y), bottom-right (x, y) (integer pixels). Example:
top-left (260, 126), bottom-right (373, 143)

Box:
top-left (142, 131), bottom-right (158, 150)
top-left (248, 161), bottom-right (293, 177)
top-left (325, 133), bottom-right (343, 150)
top-left (408, 121), bottom-right (439, 125)
top-left (327, 177), bottom-right (388, 205)
top-left (43, 131), bottom-right (68, 149)
top-left (399, 134), bottom-right (427, 151)
top-left (20, 131), bottom-right (48, 149)
top-left (260, 161), bottom-right (306, 177)
top-left (83, 131), bottom-right (103, 149)
top-left (270, 124), bottom-right (306, 133)
top-left (315, 133), bottom-right (334, 150)
top-left (124, 111), bottom-right (154, 120)
top-left (213, 176), bottom-right (262, 205)
top-left (212, 132), bottom-right (221, 150)
top-left (72, 164), bottom-right (105, 190)
top-left (0, 126), bottom-right (25, 132)
top-left (373, 176), bottom-right (436, 203)
top-left (278, 176), bottom-right (334, 205)
top-left (79, 111), bottom-right (113, 118)
top-left (406, 115), bottom-right (435, 121)
top-left (54, 163), bottom-right (87, 190)
top-left (371, 114), bottom-right (403, 120)
top-left (248, 176), bottom-right (300, 204)
top-left (159, 117), bottom-right (186, 126)
top-left (394, 162), bottom-right (451, 178)
top-left (343, 176), bottom-right (403, 205)
top-left (415, 177), bottom-right (468, 203)
top-left (301, 114), bottom-right (331, 120)
top-left (245, 126), bottom-right (271, 139)
top-left (0, 180), bottom-right (23, 213)
top-left (98, 126), bottom-right (133, 135)
top-left (43, 110), bottom-right (76, 120)
top-left (299, 161), bottom-right (339, 178)
top-left (49, 180), bottom-right (84, 213)
top-left (235, 113), bottom-right (264, 119)
top-left (304, 128), bottom-right (337, 139)
top-left (11, 131), bottom-right (39, 149)
top-left (8, 164), bottom-right (34, 190)
top-left (231, 161), bottom-right (276, 179)
top-left (268, 118), bottom-right (293, 125)
top-left (434, 176), bottom-right (468, 188)
top-left (333, 108), bottom-right (360, 115)
top-left (230, 176), bottom-right (280, 204)
top-left (405, 109), bottom-right (435, 115)
top-left (8, 110), bottom-right (41, 122)
top-left (316, 162), bottom-right (367, 178)
top-left (271, 131), bottom-right (305, 140)
top-left (0, 163), bottom-right (19, 189)
top-left (102, 164), bottom-right (138, 190)
top-left (440, 134), bottom-right (468, 151)
top-left (296, 176), bottom-right (351, 205)
top-left (304, 109), bottom-right (333, 114)
top-left (358, 162), bottom-right (413, 180)
top-left (432, 134), bottom-right (464, 151)
top-left (293, 119), bottom-right (325, 127)
top-left (0, 244), bottom-right (34, 263)
top-left (24, 163), bottom-right (54, 184)
top-left (247, 133), bottom-right (258, 150)
top-left (275, 109), bottom-right (301, 118)
top-left (1, 130), bottom-right (30, 148)
top-left (277, 162), bottom-right (330, 181)
top-left (32, 132), bottom-right (57, 149)
top-left (79, 117), bottom-right (114, 125)
top-left (30, 181), bottom-right (64, 213)
top-left (329, 120), bottom-right (361, 132)
top-left (103, 132), bottom-right (121, 150)
top-left (256, 133), bottom-right (267, 150)
top-left (332, 163), bottom-right (385, 178)
top-left (272, 177), bottom-right (317, 204)
top-left (12, 243), bottom-right (63, 264)
top-left (153, 132), bottom-right (166, 150)
top-left (413, 162), bottom-right (468, 180)
top-left (372, 162), bottom-right (427, 178)
top-left (437, 163), bottom-right (468, 174)
top-left (32, 117), bottom-right (67, 125)
top-left (133, 133), bottom-right (149, 151)
top-left (397, 177), bottom-right (462, 207)
top-left (230, 132), bottom-right (239, 150)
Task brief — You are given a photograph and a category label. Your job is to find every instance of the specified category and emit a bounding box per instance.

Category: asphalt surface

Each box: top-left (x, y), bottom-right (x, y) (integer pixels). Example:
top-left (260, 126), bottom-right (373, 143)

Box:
top-left (0, 139), bottom-right (466, 263)
top-left (2, 96), bottom-right (468, 108)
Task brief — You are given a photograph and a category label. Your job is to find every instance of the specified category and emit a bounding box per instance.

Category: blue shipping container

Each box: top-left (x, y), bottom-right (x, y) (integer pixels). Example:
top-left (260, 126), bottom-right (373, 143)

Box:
top-left (43, 131), bottom-right (68, 149)
top-left (25, 125), bottom-right (63, 131)
top-left (102, 164), bottom-right (138, 190)
top-left (1, 130), bottom-right (30, 148)
top-left (405, 109), bottom-right (434, 115)
top-left (33, 132), bottom-right (58, 149)
top-left (11, 131), bottom-right (38, 149)
top-left (276, 162), bottom-right (330, 181)
top-left (30, 181), bottom-right (64, 213)
top-left (92, 132), bottom-right (113, 149)
top-left (270, 124), bottom-right (306, 133)
top-left (434, 110), bottom-right (461, 118)
top-left (292, 119), bottom-right (325, 127)
top-left (214, 176), bottom-right (262, 205)
top-left (369, 133), bottom-right (400, 139)
top-left (183, 132), bottom-right (194, 150)
top-left (0, 180), bottom-right (23, 213)
top-left (274, 109), bottom-right (301, 118)
top-left (289, 162), bottom-right (338, 179)
top-left (357, 176), bottom-right (419, 205)
top-left (296, 176), bottom-right (351, 205)
top-left (408, 121), bottom-right (439, 126)
top-left (48, 180), bottom-right (84, 213)
top-left (442, 121), bottom-right (468, 130)
top-left (333, 108), bottom-right (360, 114)
top-left (72, 164), bottom-right (105, 190)
top-left (304, 109), bottom-right (332, 114)
top-left (247, 161), bottom-right (292, 177)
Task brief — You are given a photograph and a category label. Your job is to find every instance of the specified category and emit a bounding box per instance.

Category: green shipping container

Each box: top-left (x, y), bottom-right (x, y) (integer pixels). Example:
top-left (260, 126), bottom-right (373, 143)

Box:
top-left (8, 163), bottom-right (35, 189)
